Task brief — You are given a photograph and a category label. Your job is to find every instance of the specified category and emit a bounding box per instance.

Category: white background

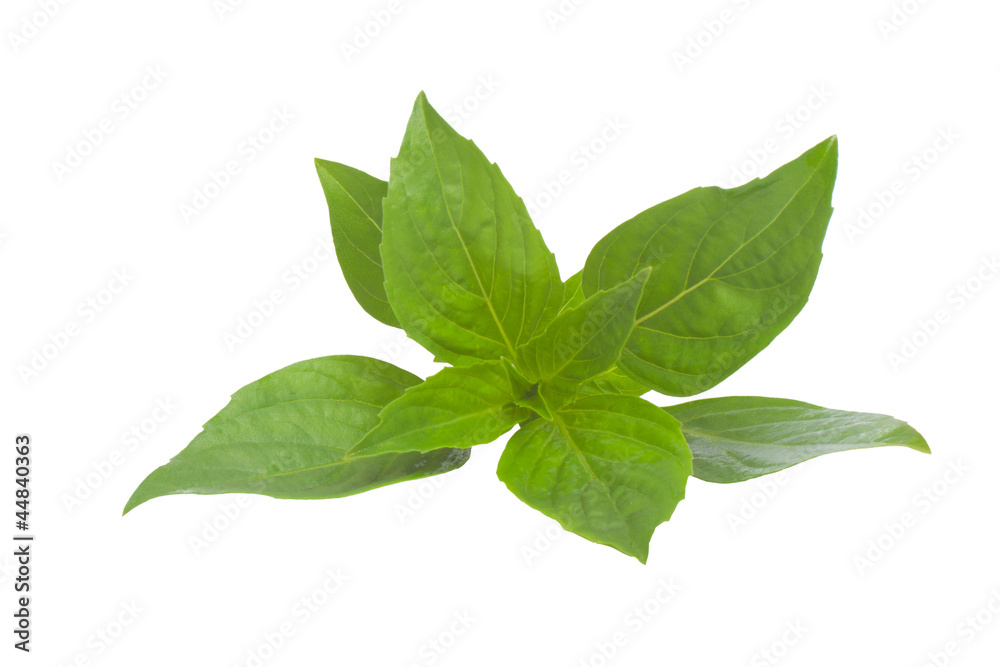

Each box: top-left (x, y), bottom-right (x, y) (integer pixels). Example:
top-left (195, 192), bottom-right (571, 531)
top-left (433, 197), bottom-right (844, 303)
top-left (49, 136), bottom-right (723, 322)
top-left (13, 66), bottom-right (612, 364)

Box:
top-left (3, 0), bottom-right (999, 665)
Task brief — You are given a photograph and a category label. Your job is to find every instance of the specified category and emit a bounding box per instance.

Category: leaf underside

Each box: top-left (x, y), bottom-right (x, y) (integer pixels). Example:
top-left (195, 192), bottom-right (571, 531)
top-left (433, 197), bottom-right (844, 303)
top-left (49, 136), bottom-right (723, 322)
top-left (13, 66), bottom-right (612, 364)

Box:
top-left (664, 396), bottom-right (930, 483)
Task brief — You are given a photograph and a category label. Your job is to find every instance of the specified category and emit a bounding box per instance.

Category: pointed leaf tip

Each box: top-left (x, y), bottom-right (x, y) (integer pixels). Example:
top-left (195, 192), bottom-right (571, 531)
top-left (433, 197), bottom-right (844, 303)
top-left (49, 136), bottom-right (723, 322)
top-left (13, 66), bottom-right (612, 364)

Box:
top-left (122, 356), bottom-right (471, 513)
top-left (664, 396), bottom-right (930, 483)
top-left (383, 86), bottom-right (563, 364)
top-left (582, 135), bottom-right (838, 396)
top-left (414, 91), bottom-right (432, 113)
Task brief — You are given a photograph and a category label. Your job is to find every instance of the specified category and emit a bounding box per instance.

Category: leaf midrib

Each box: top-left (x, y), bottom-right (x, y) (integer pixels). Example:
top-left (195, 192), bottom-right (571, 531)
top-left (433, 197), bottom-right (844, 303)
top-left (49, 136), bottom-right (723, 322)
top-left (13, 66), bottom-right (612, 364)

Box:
top-left (681, 424), bottom-right (911, 449)
top-left (550, 413), bottom-right (637, 546)
top-left (420, 116), bottom-right (518, 359)
top-left (321, 166), bottom-right (383, 235)
top-left (544, 295), bottom-right (632, 382)
top-left (634, 158), bottom-right (825, 326)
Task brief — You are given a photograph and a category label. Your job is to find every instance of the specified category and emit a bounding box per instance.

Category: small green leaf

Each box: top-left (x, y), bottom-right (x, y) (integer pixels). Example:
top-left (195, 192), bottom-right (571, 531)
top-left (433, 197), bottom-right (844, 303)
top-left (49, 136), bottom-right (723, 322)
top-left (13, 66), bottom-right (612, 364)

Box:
top-left (513, 384), bottom-right (555, 422)
top-left (583, 137), bottom-right (838, 397)
top-left (664, 396), bottom-right (930, 483)
top-left (351, 361), bottom-right (521, 455)
top-left (381, 92), bottom-right (563, 366)
top-left (497, 394), bottom-right (692, 563)
top-left (576, 367), bottom-right (650, 398)
top-left (558, 271), bottom-right (586, 316)
top-left (517, 269), bottom-right (650, 402)
top-left (123, 356), bottom-right (468, 514)
top-left (501, 362), bottom-right (553, 420)
top-left (314, 160), bottom-right (399, 328)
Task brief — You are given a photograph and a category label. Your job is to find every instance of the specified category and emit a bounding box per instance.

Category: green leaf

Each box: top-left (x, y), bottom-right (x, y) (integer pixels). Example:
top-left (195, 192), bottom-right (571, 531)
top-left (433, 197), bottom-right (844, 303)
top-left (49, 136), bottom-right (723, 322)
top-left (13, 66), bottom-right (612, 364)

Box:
top-left (381, 92), bottom-right (563, 366)
top-left (558, 271), bottom-right (586, 316)
top-left (314, 160), bottom-right (399, 328)
top-left (123, 356), bottom-right (468, 514)
top-left (517, 269), bottom-right (650, 400)
top-left (583, 137), bottom-right (838, 397)
top-left (497, 394), bottom-right (692, 563)
top-left (513, 386), bottom-right (555, 422)
top-left (499, 361), bottom-right (554, 421)
top-left (576, 367), bottom-right (650, 398)
top-left (351, 361), bottom-right (521, 455)
top-left (664, 396), bottom-right (930, 484)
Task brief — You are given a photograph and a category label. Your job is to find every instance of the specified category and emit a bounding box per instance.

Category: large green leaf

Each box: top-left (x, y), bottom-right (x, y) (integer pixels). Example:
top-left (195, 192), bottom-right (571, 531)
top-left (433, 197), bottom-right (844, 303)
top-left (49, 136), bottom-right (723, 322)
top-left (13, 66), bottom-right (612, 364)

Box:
top-left (381, 92), bottom-right (563, 366)
top-left (583, 137), bottom-right (838, 397)
top-left (497, 394), bottom-right (692, 563)
top-left (123, 356), bottom-right (468, 513)
top-left (350, 361), bottom-right (521, 455)
top-left (314, 160), bottom-right (399, 328)
top-left (664, 396), bottom-right (930, 483)
top-left (518, 269), bottom-right (650, 406)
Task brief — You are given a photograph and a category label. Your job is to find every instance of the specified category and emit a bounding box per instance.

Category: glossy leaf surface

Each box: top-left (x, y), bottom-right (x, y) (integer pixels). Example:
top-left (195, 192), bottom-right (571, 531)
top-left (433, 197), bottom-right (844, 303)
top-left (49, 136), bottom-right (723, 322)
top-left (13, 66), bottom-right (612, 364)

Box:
top-left (664, 396), bottom-right (930, 483)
